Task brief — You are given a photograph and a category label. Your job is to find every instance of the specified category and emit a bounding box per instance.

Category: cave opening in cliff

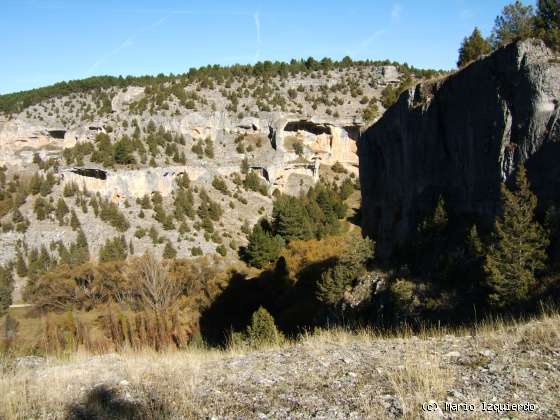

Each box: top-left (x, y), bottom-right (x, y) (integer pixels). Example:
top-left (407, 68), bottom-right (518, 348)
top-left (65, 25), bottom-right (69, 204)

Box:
top-left (48, 130), bottom-right (66, 139)
top-left (250, 166), bottom-right (270, 182)
top-left (269, 126), bottom-right (276, 149)
top-left (344, 125), bottom-right (361, 141)
top-left (71, 168), bottom-right (107, 180)
top-left (261, 167), bottom-right (270, 182)
top-left (284, 120), bottom-right (330, 136)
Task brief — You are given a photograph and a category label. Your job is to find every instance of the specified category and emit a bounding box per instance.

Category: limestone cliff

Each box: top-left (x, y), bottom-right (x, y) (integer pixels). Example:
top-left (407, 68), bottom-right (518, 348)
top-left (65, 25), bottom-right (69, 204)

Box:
top-left (359, 39), bottom-right (560, 258)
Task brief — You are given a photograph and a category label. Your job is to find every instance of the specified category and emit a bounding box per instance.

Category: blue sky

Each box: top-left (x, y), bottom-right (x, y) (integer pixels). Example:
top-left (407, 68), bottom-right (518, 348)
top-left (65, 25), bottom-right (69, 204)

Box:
top-left (0, 0), bottom-right (529, 94)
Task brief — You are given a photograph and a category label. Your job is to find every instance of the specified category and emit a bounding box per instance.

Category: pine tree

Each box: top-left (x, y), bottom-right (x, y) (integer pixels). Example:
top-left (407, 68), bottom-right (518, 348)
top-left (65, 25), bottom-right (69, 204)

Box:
top-left (99, 198), bottom-right (129, 231)
top-left (99, 236), bottom-right (128, 262)
top-left (138, 194), bottom-right (152, 209)
top-left (70, 229), bottom-right (90, 264)
top-left (245, 222), bottom-right (285, 268)
top-left (484, 162), bottom-right (549, 308)
top-left (176, 173), bottom-right (191, 190)
top-left (38, 245), bottom-right (53, 273)
top-left (204, 137), bottom-right (215, 159)
top-left (293, 140), bottom-right (304, 156)
top-left (197, 189), bottom-right (223, 222)
top-left (467, 225), bottom-right (484, 258)
top-left (0, 265), bottom-right (14, 317)
top-left (316, 236), bottom-right (374, 305)
top-left (33, 196), bottom-right (49, 220)
top-left (39, 173), bottom-right (54, 196)
top-left (272, 195), bottom-right (314, 241)
top-left (92, 132), bottom-right (115, 166)
top-left (404, 195), bottom-right (451, 276)
top-left (63, 181), bottom-right (77, 197)
top-left (151, 191), bottom-right (163, 206)
top-left (56, 198), bottom-right (69, 225)
top-left (491, 1), bottom-right (534, 47)
top-left (163, 241), bottom-right (177, 259)
top-left (26, 245), bottom-right (53, 281)
top-left (534, 0), bottom-right (560, 49)
top-left (244, 307), bottom-right (284, 347)
top-left (12, 208), bottom-right (24, 224)
top-left (216, 244), bottom-right (227, 256)
top-left (241, 156), bottom-right (249, 174)
top-left (457, 27), bottom-right (492, 67)
top-left (29, 173), bottom-right (42, 195)
top-left (114, 138), bottom-right (136, 164)
top-left (418, 195), bottom-right (448, 235)
top-left (461, 224), bottom-right (487, 301)
top-left (174, 188), bottom-right (194, 220)
top-left (15, 249), bottom-right (28, 277)
top-left (26, 248), bottom-right (39, 279)
top-left (70, 209), bottom-right (81, 230)
top-left (58, 242), bottom-right (71, 265)
top-left (149, 226), bottom-right (160, 244)
top-left (90, 196), bottom-right (99, 216)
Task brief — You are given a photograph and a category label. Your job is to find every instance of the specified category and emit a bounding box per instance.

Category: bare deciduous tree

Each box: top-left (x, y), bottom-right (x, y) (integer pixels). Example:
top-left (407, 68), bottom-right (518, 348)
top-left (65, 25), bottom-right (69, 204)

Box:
top-left (134, 252), bottom-right (182, 312)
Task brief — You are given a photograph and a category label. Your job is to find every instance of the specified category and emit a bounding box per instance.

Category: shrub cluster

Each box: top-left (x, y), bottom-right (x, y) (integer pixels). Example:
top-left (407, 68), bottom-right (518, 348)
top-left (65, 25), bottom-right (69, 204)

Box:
top-left (245, 182), bottom-right (348, 268)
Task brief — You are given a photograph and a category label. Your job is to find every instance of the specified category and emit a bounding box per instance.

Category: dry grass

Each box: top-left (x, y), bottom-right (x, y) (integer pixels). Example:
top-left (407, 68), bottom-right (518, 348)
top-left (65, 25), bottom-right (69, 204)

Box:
top-left (298, 306), bottom-right (560, 347)
top-left (386, 345), bottom-right (452, 419)
top-left (1, 310), bottom-right (559, 419)
top-left (469, 306), bottom-right (560, 350)
top-left (0, 347), bottom-right (235, 419)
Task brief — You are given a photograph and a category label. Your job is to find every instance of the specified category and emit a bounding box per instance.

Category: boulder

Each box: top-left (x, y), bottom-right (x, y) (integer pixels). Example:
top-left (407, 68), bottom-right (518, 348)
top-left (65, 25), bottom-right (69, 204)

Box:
top-left (359, 39), bottom-right (560, 258)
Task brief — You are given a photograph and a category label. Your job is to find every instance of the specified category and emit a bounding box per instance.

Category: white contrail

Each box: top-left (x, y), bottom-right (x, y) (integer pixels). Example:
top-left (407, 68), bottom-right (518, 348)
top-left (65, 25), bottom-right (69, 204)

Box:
top-left (360, 29), bottom-right (386, 49)
top-left (86, 37), bottom-right (134, 75)
top-left (86, 9), bottom-right (266, 75)
top-left (85, 15), bottom-right (169, 76)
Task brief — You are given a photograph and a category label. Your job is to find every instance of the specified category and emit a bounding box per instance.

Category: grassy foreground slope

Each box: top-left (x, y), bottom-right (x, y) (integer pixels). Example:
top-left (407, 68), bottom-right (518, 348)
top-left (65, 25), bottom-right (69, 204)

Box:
top-left (1, 310), bottom-right (559, 419)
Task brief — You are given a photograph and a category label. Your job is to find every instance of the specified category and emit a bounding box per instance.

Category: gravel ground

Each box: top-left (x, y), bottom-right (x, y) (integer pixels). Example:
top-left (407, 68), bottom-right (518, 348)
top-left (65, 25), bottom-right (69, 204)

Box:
top-left (1, 316), bottom-right (559, 419)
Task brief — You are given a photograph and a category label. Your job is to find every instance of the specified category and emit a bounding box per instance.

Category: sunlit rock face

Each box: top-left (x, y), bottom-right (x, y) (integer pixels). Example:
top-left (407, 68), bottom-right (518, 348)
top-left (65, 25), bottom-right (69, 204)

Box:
top-left (359, 39), bottom-right (560, 258)
top-left (60, 166), bottom-right (208, 201)
top-left (278, 117), bottom-right (360, 176)
top-left (0, 119), bottom-right (76, 165)
top-left (7, 112), bottom-right (362, 198)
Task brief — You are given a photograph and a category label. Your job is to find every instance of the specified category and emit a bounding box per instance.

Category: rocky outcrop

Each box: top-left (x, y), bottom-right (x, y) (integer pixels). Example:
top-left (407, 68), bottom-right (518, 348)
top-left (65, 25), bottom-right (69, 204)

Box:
top-left (0, 119), bottom-right (78, 166)
top-left (378, 65), bottom-right (400, 85)
top-left (60, 167), bottom-right (206, 200)
top-left (359, 39), bottom-right (560, 258)
top-left (276, 117), bottom-right (360, 168)
top-left (110, 86), bottom-right (145, 112)
top-left (2, 108), bottom-right (361, 195)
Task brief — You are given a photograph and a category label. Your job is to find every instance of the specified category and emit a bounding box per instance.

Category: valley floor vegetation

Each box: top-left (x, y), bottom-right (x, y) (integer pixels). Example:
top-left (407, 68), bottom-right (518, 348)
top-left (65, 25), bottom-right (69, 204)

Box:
top-left (1, 160), bottom-right (559, 359)
top-left (0, 176), bottom-right (365, 354)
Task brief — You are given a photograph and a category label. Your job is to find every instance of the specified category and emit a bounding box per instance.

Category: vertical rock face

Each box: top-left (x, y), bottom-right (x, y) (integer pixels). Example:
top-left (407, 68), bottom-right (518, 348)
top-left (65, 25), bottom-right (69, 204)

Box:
top-left (359, 39), bottom-right (560, 258)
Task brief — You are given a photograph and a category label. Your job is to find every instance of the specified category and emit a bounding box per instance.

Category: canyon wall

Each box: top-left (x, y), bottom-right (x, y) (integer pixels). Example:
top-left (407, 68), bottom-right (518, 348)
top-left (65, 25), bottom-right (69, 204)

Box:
top-left (359, 39), bottom-right (560, 258)
top-left (2, 111), bottom-right (361, 198)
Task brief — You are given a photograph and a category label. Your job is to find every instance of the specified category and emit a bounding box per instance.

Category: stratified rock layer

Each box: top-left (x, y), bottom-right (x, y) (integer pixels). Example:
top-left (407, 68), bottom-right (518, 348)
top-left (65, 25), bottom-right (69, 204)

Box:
top-left (359, 39), bottom-right (560, 258)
